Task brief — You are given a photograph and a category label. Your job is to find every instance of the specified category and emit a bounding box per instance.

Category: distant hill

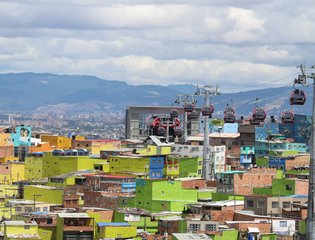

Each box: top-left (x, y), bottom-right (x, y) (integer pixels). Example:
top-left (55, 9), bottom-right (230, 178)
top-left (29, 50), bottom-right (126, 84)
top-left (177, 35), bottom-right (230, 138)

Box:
top-left (0, 72), bottom-right (311, 118)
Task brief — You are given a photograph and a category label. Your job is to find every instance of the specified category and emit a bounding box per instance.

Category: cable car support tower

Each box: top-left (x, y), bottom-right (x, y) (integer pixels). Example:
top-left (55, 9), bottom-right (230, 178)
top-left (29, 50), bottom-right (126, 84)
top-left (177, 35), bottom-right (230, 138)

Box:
top-left (296, 64), bottom-right (315, 240)
top-left (195, 85), bottom-right (220, 180)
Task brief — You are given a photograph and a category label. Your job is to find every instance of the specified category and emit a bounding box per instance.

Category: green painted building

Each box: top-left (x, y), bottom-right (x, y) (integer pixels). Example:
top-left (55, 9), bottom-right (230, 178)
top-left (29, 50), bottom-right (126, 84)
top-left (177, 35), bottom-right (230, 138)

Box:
top-left (179, 157), bottom-right (202, 178)
top-left (25, 152), bottom-right (106, 180)
top-left (126, 179), bottom-right (200, 212)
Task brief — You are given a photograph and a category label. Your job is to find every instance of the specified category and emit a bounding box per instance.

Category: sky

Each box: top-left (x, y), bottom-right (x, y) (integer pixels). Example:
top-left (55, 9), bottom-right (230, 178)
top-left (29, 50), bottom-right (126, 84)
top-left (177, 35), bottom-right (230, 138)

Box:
top-left (0, 0), bottom-right (315, 92)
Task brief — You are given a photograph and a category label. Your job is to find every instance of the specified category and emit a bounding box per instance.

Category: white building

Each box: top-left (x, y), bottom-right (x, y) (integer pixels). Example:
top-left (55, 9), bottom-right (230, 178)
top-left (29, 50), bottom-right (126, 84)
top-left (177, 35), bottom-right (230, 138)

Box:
top-left (171, 144), bottom-right (226, 173)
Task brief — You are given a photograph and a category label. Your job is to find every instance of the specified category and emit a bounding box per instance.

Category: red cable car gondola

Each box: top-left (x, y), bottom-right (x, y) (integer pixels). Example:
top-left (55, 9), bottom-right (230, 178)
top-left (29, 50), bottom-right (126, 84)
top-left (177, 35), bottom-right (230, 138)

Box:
top-left (184, 102), bottom-right (194, 112)
top-left (249, 117), bottom-right (260, 125)
top-left (202, 105), bottom-right (214, 116)
top-left (289, 89), bottom-right (306, 105)
top-left (224, 112), bottom-right (236, 123)
top-left (170, 109), bottom-right (179, 118)
top-left (252, 107), bottom-right (266, 121)
top-left (188, 110), bottom-right (198, 120)
top-left (281, 110), bottom-right (294, 124)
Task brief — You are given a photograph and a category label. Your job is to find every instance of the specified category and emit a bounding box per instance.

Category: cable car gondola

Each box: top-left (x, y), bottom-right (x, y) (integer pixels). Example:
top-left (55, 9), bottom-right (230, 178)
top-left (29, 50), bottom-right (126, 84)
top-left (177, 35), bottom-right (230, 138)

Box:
top-left (252, 107), bottom-right (266, 121)
top-left (224, 112), bottom-right (236, 123)
top-left (249, 117), bottom-right (260, 125)
top-left (174, 127), bottom-right (183, 137)
top-left (281, 110), bottom-right (294, 124)
top-left (202, 105), bottom-right (214, 116)
top-left (170, 109), bottom-right (179, 118)
top-left (289, 89), bottom-right (306, 105)
top-left (156, 126), bottom-right (165, 136)
top-left (188, 110), bottom-right (198, 120)
top-left (184, 102), bottom-right (195, 112)
top-left (224, 106), bottom-right (235, 114)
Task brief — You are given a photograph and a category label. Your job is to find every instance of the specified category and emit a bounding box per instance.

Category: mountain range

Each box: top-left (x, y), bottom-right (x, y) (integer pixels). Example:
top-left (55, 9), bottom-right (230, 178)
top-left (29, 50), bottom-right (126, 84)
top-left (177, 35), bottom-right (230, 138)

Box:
top-left (0, 72), bottom-right (311, 119)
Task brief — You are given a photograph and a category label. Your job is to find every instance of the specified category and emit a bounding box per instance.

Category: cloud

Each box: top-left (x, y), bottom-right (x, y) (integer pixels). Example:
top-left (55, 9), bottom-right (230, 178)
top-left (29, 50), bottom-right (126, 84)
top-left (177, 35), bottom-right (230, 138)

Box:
top-left (0, 0), bottom-right (314, 93)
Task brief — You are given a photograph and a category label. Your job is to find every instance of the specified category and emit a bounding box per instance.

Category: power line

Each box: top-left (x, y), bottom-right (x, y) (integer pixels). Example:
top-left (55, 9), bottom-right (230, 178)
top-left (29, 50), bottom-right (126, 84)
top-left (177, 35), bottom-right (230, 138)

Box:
top-left (220, 71), bottom-right (300, 91)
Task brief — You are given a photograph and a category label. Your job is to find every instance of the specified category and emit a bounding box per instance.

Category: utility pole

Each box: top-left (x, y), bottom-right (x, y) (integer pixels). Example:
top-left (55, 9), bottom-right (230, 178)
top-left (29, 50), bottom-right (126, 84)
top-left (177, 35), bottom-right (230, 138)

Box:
top-left (195, 85), bottom-right (219, 180)
top-left (33, 194), bottom-right (42, 212)
top-left (174, 94), bottom-right (196, 143)
top-left (295, 64), bottom-right (315, 239)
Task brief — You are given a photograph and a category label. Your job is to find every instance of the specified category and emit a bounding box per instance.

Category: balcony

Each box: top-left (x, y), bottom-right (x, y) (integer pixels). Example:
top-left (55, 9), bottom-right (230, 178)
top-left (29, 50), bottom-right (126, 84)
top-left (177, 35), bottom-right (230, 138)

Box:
top-left (63, 218), bottom-right (94, 232)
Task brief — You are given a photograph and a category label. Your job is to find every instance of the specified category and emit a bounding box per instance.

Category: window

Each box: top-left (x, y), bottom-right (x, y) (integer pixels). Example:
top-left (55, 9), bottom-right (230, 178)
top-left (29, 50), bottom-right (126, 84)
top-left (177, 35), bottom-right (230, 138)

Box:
top-left (206, 224), bottom-right (217, 231)
top-left (43, 207), bottom-right (48, 212)
top-left (46, 218), bottom-right (53, 224)
top-left (50, 178), bottom-right (64, 183)
top-left (282, 202), bottom-right (291, 208)
top-left (246, 200), bottom-right (254, 208)
top-left (280, 221), bottom-right (287, 227)
top-left (257, 201), bottom-right (265, 208)
top-left (15, 207), bottom-right (22, 211)
top-left (189, 223), bottom-right (201, 232)
top-left (198, 170), bottom-right (202, 174)
top-left (25, 207), bottom-right (32, 212)
top-left (286, 184), bottom-right (292, 190)
top-left (24, 225), bottom-right (30, 230)
top-left (35, 207), bottom-right (40, 212)
top-left (272, 202), bottom-right (279, 208)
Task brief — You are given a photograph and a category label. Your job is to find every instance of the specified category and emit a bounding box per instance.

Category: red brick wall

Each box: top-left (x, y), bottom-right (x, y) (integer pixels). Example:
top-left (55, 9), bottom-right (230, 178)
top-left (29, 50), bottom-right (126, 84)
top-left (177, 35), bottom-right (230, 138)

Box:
top-left (295, 180), bottom-right (308, 195)
top-left (0, 146), bottom-right (14, 158)
top-left (285, 155), bottom-right (310, 170)
top-left (227, 222), bottom-right (271, 234)
top-left (63, 194), bottom-right (79, 208)
top-left (210, 210), bottom-right (234, 223)
top-left (233, 168), bottom-right (276, 195)
top-left (234, 212), bottom-right (256, 221)
top-left (181, 179), bottom-right (207, 189)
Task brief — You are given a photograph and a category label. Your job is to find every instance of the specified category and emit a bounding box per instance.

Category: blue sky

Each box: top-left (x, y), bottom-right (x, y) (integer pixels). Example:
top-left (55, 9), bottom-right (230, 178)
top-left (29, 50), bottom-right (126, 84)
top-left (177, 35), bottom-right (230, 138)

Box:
top-left (0, 0), bottom-right (314, 92)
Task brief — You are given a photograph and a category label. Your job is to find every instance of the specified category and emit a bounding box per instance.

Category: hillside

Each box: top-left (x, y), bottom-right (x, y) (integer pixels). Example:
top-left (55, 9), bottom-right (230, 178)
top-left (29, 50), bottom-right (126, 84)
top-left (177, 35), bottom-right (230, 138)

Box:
top-left (0, 72), bottom-right (311, 118)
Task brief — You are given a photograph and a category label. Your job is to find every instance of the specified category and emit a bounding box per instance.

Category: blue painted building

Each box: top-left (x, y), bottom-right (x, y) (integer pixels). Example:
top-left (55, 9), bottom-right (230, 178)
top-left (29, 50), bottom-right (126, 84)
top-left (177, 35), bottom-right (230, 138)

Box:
top-left (279, 114), bottom-right (312, 144)
top-left (255, 122), bottom-right (279, 141)
top-left (223, 123), bottom-right (238, 133)
top-left (149, 156), bottom-right (164, 179)
top-left (240, 146), bottom-right (255, 167)
top-left (268, 156), bottom-right (287, 171)
top-left (255, 140), bottom-right (307, 157)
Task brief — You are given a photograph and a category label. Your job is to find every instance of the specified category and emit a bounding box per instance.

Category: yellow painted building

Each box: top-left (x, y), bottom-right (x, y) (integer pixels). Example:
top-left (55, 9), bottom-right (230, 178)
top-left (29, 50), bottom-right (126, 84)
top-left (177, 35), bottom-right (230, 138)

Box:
top-left (0, 162), bottom-right (25, 184)
top-left (109, 155), bottom-right (151, 174)
top-left (0, 201), bottom-right (15, 220)
top-left (0, 133), bottom-right (13, 147)
top-left (24, 185), bottom-right (64, 205)
top-left (96, 222), bottom-right (137, 239)
top-left (0, 157), bottom-right (19, 164)
top-left (25, 152), bottom-right (107, 180)
top-left (72, 139), bottom-right (121, 155)
top-left (0, 185), bottom-right (19, 198)
top-left (40, 135), bottom-right (71, 150)
top-left (3, 221), bottom-right (40, 240)
top-left (136, 145), bottom-right (171, 155)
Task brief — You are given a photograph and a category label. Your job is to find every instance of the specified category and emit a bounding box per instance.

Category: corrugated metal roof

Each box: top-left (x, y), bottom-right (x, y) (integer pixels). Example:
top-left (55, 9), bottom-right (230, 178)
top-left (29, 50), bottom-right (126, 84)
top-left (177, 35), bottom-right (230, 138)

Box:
top-left (6, 234), bottom-right (41, 239)
top-left (97, 222), bottom-right (130, 227)
top-left (4, 221), bottom-right (37, 226)
top-left (57, 213), bottom-right (90, 218)
top-left (172, 233), bottom-right (211, 240)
